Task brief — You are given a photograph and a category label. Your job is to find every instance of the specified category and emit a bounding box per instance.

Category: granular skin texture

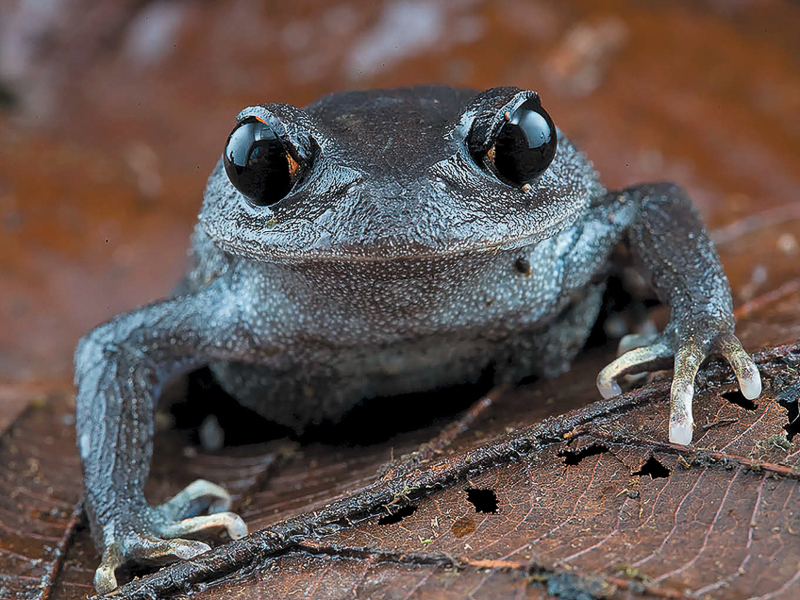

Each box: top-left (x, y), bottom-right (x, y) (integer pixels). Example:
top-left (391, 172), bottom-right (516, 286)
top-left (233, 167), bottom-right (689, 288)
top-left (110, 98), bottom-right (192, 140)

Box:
top-left (73, 86), bottom-right (758, 595)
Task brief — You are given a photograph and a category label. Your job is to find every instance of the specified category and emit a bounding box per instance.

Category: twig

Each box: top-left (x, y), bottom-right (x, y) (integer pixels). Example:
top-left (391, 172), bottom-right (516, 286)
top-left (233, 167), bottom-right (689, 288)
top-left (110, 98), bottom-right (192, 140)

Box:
top-left (711, 203), bottom-right (800, 246)
top-left (734, 277), bottom-right (800, 320)
top-left (297, 541), bottom-right (691, 599)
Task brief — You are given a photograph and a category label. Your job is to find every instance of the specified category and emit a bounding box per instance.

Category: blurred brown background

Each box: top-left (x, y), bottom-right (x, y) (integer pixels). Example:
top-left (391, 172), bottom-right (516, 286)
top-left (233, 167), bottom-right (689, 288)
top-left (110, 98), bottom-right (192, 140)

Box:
top-left (1, 0), bottom-right (798, 386)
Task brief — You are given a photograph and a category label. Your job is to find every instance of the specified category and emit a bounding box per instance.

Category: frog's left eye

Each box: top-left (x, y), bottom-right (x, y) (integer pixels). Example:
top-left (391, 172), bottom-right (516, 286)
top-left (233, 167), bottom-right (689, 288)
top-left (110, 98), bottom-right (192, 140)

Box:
top-left (223, 117), bottom-right (302, 207)
top-left (481, 98), bottom-right (557, 187)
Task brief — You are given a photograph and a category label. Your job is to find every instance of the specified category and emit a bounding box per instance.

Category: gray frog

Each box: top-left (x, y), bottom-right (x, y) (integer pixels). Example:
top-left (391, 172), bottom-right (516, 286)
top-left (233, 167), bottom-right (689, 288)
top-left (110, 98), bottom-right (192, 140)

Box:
top-left (74, 86), bottom-right (761, 593)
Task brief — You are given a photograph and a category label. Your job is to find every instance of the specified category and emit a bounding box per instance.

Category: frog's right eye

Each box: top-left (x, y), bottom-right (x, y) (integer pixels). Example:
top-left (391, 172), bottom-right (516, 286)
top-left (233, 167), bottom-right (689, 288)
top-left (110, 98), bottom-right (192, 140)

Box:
top-left (481, 98), bottom-right (557, 187)
top-left (223, 117), bottom-right (302, 207)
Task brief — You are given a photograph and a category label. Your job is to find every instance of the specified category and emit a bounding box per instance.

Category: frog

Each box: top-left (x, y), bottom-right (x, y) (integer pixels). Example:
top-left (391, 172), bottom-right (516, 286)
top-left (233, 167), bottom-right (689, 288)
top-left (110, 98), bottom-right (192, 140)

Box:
top-left (74, 85), bottom-right (761, 594)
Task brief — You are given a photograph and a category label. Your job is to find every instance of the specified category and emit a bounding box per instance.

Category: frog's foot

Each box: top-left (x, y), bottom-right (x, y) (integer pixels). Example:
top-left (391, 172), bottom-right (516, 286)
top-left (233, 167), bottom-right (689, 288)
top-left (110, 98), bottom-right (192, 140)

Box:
top-left (93, 479), bottom-right (248, 595)
top-left (94, 535), bottom-right (213, 596)
top-left (597, 330), bottom-right (761, 446)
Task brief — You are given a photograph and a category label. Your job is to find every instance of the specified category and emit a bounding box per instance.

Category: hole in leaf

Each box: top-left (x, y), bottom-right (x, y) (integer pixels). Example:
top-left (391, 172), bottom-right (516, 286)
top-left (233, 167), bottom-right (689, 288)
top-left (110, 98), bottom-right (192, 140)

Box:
top-left (775, 380), bottom-right (800, 442)
top-left (633, 456), bottom-right (670, 479)
top-left (378, 505), bottom-right (417, 525)
top-left (558, 444), bottom-right (608, 466)
top-left (722, 390), bottom-right (757, 411)
top-left (465, 488), bottom-right (498, 514)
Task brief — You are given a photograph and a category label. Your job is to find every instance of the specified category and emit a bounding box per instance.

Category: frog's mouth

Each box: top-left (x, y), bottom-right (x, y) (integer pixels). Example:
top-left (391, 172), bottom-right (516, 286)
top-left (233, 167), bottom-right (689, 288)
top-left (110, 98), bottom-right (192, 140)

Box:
top-left (201, 191), bottom-right (589, 264)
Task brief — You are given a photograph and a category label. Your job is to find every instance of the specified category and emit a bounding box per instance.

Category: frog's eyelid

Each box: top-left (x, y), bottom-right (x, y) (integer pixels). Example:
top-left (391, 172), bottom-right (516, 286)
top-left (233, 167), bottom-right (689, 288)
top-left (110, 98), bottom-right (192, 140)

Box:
top-left (235, 107), bottom-right (295, 140)
top-left (232, 106), bottom-right (319, 165)
top-left (235, 105), bottom-right (277, 126)
top-left (441, 89), bottom-right (534, 155)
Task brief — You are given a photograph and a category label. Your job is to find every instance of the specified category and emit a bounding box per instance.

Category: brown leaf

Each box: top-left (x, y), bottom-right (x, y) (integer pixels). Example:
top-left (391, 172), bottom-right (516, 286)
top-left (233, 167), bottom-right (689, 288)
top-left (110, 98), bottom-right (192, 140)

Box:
top-left (0, 390), bottom-right (83, 599)
top-left (95, 343), bottom-right (800, 599)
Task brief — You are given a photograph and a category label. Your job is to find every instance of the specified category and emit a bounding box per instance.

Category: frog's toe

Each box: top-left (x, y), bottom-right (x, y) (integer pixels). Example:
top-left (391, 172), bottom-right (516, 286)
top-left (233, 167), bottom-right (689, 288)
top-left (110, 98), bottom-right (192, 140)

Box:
top-left (131, 535), bottom-right (212, 563)
top-left (715, 332), bottom-right (762, 400)
top-left (616, 332), bottom-right (660, 357)
top-left (94, 543), bottom-right (123, 595)
top-left (597, 341), bottom-right (672, 399)
top-left (669, 344), bottom-right (705, 445)
top-left (155, 478), bottom-right (247, 542)
top-left (159, 479), bottom-right (233, 520)
top-left (159, 512), bottom-right (248, 540)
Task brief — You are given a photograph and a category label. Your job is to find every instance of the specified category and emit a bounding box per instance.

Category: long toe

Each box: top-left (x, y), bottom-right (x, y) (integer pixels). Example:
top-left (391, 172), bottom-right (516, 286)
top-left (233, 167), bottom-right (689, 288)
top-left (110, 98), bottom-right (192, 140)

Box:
top-left (159, 512), bottom-right (248, 541)
top-left (94, 544), bottom-right (123, 596)
top-left (597, 342), bottom-right (672, 399)
top-left (616, 332), bottom-right (660, 356)
top-left (160, 479), bottom-right (233, 520)
top-left (718, 333), bottom-right (762, 400)
top-left (131, 537), bottom-right (212, 565)
top-left (668, 345), bottom-right (705, 445)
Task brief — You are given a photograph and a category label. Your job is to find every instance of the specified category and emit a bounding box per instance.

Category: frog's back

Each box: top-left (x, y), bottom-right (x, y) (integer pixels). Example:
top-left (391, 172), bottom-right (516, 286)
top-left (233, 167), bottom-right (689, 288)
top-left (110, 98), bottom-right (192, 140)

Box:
top-left (305, 85), bottom-right (477, 129)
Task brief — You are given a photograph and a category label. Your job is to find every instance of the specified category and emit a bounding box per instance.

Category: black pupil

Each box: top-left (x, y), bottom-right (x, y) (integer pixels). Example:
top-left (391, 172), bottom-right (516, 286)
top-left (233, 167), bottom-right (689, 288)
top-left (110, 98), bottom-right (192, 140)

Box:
top-left (493, 98), bottom-right (557, 186)
top-left (223, 117), bottom-right (293, 206)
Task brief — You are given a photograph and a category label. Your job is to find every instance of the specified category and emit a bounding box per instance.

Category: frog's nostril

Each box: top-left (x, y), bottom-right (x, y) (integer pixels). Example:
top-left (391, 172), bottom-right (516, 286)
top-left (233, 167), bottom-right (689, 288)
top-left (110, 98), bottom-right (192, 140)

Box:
top-left (513, 257), bottom-right (532, 276)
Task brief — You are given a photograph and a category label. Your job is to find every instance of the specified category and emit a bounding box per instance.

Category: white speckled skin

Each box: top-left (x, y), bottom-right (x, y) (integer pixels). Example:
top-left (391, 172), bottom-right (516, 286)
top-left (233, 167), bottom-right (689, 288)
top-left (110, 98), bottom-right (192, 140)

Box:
top-left (191, 86), bottom-right (626, 427)
top-left (74, 86), bottom-right (760, 593)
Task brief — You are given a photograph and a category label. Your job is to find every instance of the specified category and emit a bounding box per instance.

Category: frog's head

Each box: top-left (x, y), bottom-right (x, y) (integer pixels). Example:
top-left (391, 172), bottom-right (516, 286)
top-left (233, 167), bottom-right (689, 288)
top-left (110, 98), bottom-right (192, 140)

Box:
top-left (200, 86), bottom-right (603, 262)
